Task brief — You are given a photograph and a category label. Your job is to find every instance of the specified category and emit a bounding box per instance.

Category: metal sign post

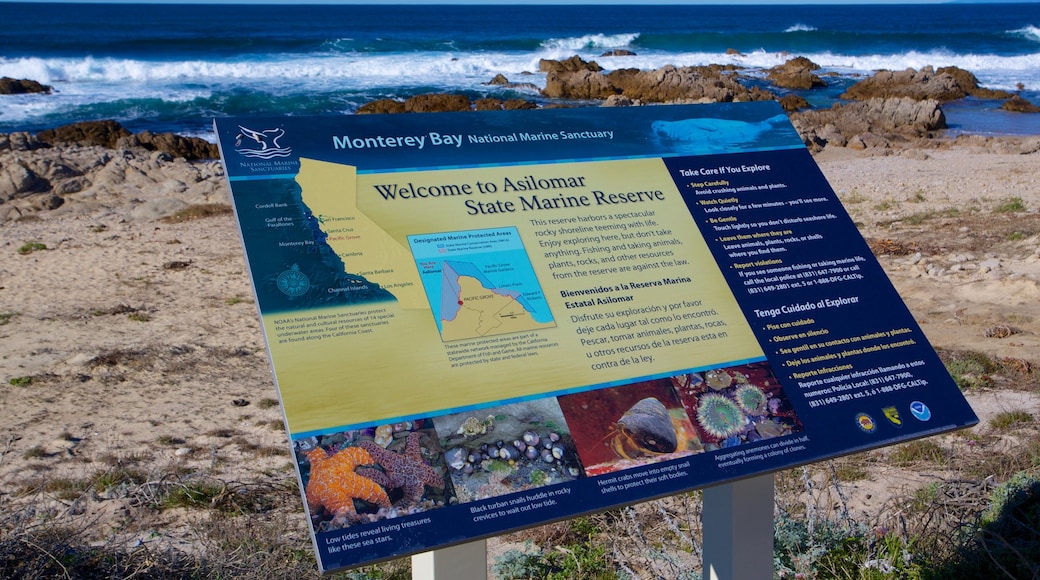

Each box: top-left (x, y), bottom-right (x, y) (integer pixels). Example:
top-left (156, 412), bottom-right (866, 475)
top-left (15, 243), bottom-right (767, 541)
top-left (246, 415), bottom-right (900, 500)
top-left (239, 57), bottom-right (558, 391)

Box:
top-left (412, 540), bottom-right (488, 580)
top-left (702, 473), bottom-right (775, 580)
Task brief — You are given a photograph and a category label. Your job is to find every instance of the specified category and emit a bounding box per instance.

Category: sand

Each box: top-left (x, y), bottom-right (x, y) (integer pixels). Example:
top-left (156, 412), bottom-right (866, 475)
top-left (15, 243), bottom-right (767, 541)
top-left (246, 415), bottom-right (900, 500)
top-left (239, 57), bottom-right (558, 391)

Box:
top-left (1, 136), bottom-right (1038, 567)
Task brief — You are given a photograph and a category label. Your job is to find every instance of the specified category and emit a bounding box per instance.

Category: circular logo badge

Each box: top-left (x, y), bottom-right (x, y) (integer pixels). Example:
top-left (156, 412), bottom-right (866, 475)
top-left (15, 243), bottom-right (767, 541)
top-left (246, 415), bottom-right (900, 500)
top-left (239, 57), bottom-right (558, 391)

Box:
top-left (276, 264), bottom-right (311, 297)
top-left (855, 412), bottom-right (877, 433)
top-left (910, 401), bottom-right (932, 422)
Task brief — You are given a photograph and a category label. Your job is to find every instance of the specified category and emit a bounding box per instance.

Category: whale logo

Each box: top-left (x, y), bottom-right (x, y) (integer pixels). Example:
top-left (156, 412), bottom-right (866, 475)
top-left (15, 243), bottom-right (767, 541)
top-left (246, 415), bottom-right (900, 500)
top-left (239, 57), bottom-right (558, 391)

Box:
top-left (235, 125), bottom-right (292, 159)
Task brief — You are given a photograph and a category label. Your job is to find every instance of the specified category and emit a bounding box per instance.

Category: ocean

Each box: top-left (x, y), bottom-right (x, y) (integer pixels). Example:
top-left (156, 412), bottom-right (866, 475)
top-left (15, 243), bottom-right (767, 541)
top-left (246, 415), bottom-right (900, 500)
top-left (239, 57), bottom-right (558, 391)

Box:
top-left (1, 2), bottom-right (1039, 140)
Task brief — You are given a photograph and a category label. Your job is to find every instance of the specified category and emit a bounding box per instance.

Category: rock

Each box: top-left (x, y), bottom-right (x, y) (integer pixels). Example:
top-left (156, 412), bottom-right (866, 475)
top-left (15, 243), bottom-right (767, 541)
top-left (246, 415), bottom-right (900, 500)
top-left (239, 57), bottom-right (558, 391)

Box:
top-left (0, 161), bottom-right (47, 200)
top-left (542, 59), bottom-right (770, 104)
top-left (130, 197), bottom-right (190, 221)
top-left (37, 120), bottom-right (132, 149)
top-left (543, 68), bottom-right (619, 99)
top-left (600, 49), bottom-right (636, 57)
top-left (841, 66), bottom-right (1012, 102)
top-left (404, 93), bottom-right (472, 113)
top-left (0, 77), bottom-right (52, 95)
top-left (356, 99), bottom-right (406, 114)
top-left (538, 55), bottom-right (603, 74)
top-left (118, 131), bottom-right (219, 161)
top-left (482, 74), bottom-right (539, 92)
top-left (791, 98), bottom-right (945, 151)
top-left (0, 132), bottom-right (45, 152)
top-left (474, 98), bottom-right (538, 111)
top-left (767, 57), bottom-right (826, 90)
top-left (1001, 95), bottom-right (1040, 113)
top-left (32, 193), bottom-right (64, 211)
top-left (602, 95), bottom-right (638, 107)
top-left (779, 94), bottom-right (810, 112)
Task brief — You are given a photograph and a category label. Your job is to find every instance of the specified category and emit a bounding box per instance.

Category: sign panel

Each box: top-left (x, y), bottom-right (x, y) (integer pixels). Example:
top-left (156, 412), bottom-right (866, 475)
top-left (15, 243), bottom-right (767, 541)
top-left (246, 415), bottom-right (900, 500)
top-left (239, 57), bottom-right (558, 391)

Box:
top-left (215, 103), bottom-right (976, 573)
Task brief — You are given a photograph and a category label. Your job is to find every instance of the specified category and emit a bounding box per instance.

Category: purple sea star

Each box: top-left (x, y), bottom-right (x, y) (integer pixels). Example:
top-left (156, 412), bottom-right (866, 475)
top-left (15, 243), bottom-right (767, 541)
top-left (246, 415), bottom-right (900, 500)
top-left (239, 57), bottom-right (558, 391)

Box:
top-left (357, 431), bottom-right (444, 509)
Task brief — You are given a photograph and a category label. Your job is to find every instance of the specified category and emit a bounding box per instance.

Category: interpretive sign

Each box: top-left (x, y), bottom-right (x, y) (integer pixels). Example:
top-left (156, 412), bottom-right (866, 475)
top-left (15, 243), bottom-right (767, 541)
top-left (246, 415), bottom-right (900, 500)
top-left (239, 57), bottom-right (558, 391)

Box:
top-left (215, 102), bottom-right (977, 573)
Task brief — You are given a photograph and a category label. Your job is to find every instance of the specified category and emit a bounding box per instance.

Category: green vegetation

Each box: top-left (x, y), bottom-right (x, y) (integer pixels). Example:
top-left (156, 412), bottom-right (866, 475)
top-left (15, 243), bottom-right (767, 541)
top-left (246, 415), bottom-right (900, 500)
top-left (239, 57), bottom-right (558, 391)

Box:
top-left (17, 241), bottom-right (46, 255)
top-left (7, 376), bottom-right (32, 386)
top-left (942, 349), bottom-right (999, 390)
top-left (995, 196), bottom-right (1026, 213)
top-left (990, 410), bottom-right (1033, 430)
top-left (890, 440), bottom-right (948, 466)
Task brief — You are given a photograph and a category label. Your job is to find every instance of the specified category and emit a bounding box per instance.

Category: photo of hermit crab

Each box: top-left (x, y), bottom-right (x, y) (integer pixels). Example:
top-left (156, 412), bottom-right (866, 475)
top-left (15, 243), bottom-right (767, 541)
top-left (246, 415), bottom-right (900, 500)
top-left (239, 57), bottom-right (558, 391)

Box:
top-left (671, 362), bottom-right (803, 451)
top-left (433, 398), bottom-right (583, 503)
top-left (294, 419), bottom-right (454, 532)
top-left (557, 379), bottom-right (703, 476)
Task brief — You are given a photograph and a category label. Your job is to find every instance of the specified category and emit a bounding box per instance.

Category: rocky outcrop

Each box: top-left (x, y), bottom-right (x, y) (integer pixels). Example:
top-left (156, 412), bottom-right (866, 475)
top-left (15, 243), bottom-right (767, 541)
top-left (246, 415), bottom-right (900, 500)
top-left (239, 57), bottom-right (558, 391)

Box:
top-left (1001, 95), bottom-right (1040, 113)
top-left (484, 74), bottom-right (540, 92)
top-left (600, 49), bottom-right (636, 57)
top-left (0, 136), bottom-right (226, 222)
top-left (35, 121), bottom-right (217, 160)
top-left (0, 77), bottom-right (52, 95)
top-left (357, 93), bottom-right (539, 114)
top-left (779, 95), bottom-right (810, 112)
top-left (37, 120), bottom-right (132, 149)
top-left (355, 99), bottom-right (407, 114)
top-left (841, 66), bottom-right (1012, 102)
top-left (790, 98), bottom-right (946, 152)
top-left (767, 57), bottom-right (826, 90)
top-left (540, 57), bottom-right (772, 104)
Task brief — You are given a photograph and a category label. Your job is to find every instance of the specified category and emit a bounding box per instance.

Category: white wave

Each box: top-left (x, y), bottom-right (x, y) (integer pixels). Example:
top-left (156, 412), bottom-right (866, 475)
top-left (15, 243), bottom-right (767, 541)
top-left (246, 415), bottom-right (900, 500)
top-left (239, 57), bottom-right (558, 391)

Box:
top-left (1010, 25), bottom-right (1040, 43)
top-left (540, 33), bottom-right (640, 51)
top-left (784, 24), bottom-right (817, 33)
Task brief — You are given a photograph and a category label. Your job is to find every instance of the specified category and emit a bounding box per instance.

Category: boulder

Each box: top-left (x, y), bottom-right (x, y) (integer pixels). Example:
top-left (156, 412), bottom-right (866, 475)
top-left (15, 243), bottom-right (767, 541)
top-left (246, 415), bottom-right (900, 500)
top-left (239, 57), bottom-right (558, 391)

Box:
top-left (779, 94), bottom-right (810, 112)
top-left (841, 66), bottom-right (1012, 102)
top-left (538, 55), bottom-right (603, 74)
top-left (356, 99), bottom-right (406, 114)
top-left (540, 57), bottom-right (770, 104)
top-left (767, 57), bottom-right (826, 90)
top-left (790, 98), bottom-right (946, 152)
top-left (0, 160), bottom-right (47, 200)
top-left (0, 132), bottom-right (45, 152)
top-left (1001, 95), bottom-right (1040, 113)
top-left (543, 68), bottom-right (619, 99)
top-left (0, 77), bottom-right (52, 95)
top-left (37, 120), bottom-right (132, 149)
top-left (608, 65), bottom-right (770, 103)
top-left (118, 131), bottom-right (219, 161)
top-left (474, 98), bottom-right (538, 111)
top-left (482, 74), bottom-right (539, 92)
top-left (404, 94), bottom-right (472, 113)
top-left (600, 49), bottom-right (637, 57)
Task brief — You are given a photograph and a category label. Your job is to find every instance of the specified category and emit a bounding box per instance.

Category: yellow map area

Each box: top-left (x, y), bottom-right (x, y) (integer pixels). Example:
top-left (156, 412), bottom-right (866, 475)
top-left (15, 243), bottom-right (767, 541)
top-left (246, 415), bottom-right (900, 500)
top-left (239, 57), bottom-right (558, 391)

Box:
top-left (442, 275), bottom-right (555, 341)
top-left (294, 158), bottom-right (426, 308)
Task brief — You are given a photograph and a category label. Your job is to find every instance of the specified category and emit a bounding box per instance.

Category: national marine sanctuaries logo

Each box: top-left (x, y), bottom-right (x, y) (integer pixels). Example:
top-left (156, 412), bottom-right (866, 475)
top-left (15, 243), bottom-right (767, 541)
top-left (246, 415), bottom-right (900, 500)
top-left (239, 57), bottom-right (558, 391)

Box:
top-left (235, 124), bottom-right (292, 159)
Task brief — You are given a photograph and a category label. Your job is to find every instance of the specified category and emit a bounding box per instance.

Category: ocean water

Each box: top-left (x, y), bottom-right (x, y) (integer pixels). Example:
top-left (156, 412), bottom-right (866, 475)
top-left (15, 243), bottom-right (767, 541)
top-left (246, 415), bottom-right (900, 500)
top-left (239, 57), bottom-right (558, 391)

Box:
top-left (1, 2), bottom-right (1039, 139)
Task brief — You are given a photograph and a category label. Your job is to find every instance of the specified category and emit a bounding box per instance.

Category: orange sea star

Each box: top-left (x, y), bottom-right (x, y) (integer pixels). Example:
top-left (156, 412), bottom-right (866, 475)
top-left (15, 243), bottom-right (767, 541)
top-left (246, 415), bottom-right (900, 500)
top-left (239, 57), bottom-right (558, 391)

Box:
top-left (358, 432), bottom-right (444, 509)
top-left (305, 446), bottom-right (390, 525)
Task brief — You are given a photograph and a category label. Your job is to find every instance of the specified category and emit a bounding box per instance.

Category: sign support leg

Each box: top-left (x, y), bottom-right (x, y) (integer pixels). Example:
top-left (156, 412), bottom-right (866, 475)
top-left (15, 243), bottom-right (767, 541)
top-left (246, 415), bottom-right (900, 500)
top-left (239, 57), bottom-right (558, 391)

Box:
top-left (701, 473), bottom-right (775, 580)
top-left (412, 539), bottom-right (488, 580)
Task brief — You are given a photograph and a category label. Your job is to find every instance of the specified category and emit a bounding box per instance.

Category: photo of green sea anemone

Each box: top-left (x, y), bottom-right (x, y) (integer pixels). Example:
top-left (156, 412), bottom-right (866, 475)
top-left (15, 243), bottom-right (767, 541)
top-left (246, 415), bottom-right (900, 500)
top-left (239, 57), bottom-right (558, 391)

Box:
top-left (696, 393), bottom-right (745, 440)
top-left (734, 384), bottom-right (768, 416)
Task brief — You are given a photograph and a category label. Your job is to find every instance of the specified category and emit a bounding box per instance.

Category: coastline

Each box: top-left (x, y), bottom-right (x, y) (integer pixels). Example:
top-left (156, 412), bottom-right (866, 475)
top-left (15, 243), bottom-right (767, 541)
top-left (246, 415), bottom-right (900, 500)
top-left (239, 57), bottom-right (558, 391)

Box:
top-left (2, 120), bottom-right (1039, 573)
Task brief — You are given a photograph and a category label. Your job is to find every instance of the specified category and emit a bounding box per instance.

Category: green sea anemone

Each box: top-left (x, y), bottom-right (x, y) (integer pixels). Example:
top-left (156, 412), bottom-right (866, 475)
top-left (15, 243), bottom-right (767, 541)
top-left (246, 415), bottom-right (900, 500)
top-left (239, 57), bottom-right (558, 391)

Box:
top-left (734, 384), bottom-right (767, 416)
top-left (696, 393), bottom-right (745, 439)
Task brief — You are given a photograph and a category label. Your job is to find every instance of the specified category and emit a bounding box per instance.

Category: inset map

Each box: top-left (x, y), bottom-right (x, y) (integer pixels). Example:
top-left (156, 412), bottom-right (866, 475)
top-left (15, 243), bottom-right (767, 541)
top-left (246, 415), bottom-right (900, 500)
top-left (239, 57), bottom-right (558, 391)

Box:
top-left (408, 227), bottom-right (555, 341)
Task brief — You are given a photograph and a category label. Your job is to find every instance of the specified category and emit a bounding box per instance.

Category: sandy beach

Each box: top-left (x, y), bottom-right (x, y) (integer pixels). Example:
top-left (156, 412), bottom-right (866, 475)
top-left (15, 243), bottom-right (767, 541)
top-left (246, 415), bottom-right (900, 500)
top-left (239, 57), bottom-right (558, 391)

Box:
top-left (1, 131), bottom-right (1039, 575)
